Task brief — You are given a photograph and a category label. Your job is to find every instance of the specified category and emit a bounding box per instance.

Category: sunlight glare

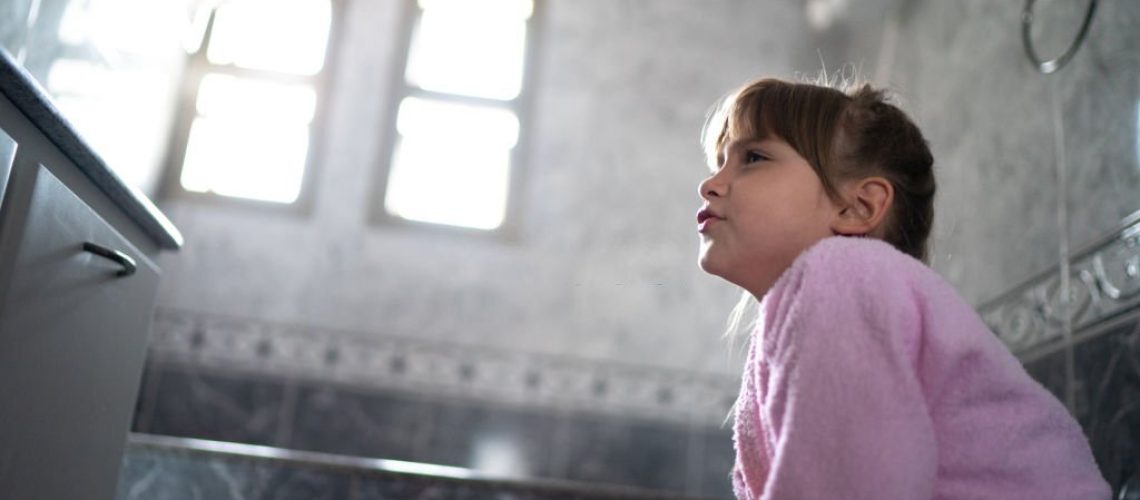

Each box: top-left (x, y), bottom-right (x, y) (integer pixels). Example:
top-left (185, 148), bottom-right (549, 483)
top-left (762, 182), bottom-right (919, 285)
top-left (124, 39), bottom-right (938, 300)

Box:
top-left (385, 98), bottom-right (518, 229)
top-left (47, 59), bottom-right (171, 192)
top-left (406, 0), bottom-right (531, 100)
top-left (57, 0), bottom-right (185, 58)
top-left (196, 74), bottom-right (316, 123)
top-left (181, 115), bottom-right (309, 203)
top-left (207, 0), bottom-right (331, 75)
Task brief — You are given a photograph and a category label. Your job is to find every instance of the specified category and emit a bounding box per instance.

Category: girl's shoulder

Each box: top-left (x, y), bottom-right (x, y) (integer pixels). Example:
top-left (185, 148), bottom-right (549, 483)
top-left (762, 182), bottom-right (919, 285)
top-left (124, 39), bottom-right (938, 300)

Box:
top-left (801, 235), bottom-right (930, 277)
top-left (759, 235), bottom-right (964, 340)
top-left (770, 235), bottom-right (941, 300)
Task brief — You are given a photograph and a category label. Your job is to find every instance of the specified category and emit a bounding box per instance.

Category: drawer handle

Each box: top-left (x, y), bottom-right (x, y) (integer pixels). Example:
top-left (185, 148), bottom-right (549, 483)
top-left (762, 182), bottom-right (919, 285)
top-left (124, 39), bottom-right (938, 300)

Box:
top-left (82, 242), bottom-right (136, 277)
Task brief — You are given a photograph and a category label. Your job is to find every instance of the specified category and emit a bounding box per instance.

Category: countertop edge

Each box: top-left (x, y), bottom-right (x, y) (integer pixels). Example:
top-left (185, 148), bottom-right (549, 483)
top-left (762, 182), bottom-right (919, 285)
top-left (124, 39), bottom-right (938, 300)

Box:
top-left (0, 49), bottom-right (182, 250)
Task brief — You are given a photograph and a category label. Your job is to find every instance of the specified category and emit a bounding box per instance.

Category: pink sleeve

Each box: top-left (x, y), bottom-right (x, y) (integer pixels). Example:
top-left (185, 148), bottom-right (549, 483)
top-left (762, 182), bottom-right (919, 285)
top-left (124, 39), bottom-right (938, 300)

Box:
top-left (756, 259), bottom-right (938, 499)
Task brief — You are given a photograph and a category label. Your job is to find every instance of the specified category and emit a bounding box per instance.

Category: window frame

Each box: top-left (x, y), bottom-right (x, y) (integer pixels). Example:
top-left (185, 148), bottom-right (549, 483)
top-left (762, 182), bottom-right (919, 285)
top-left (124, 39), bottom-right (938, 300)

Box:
top-left (369, 0), bottom-right (542, 239)
top-left (158, 0), bottom-right (344, 214)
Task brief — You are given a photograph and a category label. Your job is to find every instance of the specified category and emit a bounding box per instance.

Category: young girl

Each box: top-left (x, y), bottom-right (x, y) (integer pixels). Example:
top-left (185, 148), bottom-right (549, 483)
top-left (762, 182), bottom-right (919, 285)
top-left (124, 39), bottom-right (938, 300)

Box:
top-left (697, 77), bottom-right (1110, 499)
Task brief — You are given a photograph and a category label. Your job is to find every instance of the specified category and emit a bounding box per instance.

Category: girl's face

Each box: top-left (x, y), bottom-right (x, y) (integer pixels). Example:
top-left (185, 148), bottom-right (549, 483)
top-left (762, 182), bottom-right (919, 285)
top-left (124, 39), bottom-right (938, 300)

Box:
top-left (697, 135), bottom-right (844, 299)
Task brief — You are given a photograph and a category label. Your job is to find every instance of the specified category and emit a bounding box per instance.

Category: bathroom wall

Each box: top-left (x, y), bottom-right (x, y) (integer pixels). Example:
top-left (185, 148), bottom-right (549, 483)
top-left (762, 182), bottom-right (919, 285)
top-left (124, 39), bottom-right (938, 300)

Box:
top-left (887, 0), bottom-right (1140, 306)
top-left (883, 0), bottom-right (1140, 494)
top-left (10, 0), bottom-right (1139, 495)
top-left (151, 0), bottom-right (803, 381)
top-left (4, 0), bottom-right (910, 396)
top-left (129, 2), bottom-right (838, 496)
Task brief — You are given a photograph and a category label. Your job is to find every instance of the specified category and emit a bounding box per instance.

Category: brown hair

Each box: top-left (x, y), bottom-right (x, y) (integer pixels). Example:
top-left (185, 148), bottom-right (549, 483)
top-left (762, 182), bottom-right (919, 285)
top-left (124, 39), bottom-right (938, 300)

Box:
top-left (702, 77), bottom-right (936, 263)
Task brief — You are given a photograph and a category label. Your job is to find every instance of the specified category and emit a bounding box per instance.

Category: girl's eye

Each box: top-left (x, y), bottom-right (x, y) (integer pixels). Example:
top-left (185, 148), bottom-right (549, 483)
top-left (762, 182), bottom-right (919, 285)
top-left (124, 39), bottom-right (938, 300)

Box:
top-left (744, 151), bottom-right (768, 163)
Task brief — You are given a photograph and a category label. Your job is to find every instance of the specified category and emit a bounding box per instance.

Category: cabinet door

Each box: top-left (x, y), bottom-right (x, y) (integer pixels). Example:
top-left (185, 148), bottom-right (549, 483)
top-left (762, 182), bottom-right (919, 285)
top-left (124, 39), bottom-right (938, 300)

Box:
top-left (0, 160), bottom-right (159, 500)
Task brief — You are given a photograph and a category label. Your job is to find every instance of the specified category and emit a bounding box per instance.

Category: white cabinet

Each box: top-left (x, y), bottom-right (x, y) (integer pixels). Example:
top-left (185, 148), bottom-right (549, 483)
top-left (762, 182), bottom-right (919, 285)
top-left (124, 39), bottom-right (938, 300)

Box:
top-left (0, 50), bottom-right (180, 500)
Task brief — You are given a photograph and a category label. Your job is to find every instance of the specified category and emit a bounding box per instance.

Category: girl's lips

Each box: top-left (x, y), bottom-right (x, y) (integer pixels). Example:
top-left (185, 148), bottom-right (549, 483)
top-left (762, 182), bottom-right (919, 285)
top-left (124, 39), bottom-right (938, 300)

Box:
top-left (696, 207), bottom-right (722, 224)
top-left (697, 214), bottom-right (723, 233)
top-left (697, 217), bottom-right (718, 233)
top-left (697, 207), bottom-right (724, 233)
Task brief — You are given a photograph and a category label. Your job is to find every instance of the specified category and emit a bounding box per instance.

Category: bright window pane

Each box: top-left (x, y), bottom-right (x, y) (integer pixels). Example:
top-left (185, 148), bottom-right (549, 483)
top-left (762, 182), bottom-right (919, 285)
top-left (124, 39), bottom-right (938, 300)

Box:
top-left (386, 137), bottom-right (510, 230)
top-left (58, 0), bottom-right (186, 58)
top-left (405, 1), bottom-right (531, 100)
top-left (396, 97), bottom-right (519, 148)
top-left (196, 74), bottom-right (316, 123)
top-left (207, 0), bottom-right (331, 75)
top-left (181, 116), bottom-right (309, 203)
top-left (385, 98), bottom-right (518, 229)
top-left (47, 59), bottom-right (173, 193)
top-left (417, 0), bottom-right (533, 18)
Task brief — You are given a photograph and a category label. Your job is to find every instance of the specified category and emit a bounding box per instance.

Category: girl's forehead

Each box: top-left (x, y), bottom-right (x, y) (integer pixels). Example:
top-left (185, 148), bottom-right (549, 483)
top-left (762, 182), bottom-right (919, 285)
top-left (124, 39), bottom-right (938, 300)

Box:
top-left (722, 135), bottom-right (785, 151)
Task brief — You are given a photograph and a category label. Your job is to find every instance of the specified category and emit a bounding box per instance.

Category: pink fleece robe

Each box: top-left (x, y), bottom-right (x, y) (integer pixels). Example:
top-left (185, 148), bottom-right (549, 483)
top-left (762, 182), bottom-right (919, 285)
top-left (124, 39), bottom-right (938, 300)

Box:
top-left (731, 236), bottom-right (1110, 500)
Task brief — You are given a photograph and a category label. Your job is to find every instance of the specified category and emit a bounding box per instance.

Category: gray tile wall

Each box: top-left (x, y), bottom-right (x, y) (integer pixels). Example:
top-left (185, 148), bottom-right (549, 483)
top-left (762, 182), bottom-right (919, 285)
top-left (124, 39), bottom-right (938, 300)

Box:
top-left (116, 439), bottom-right (728, 500)
top-left (889, 1), bottom-right (1140, 307)
top-left (130, 361), bottom-right (736, 498)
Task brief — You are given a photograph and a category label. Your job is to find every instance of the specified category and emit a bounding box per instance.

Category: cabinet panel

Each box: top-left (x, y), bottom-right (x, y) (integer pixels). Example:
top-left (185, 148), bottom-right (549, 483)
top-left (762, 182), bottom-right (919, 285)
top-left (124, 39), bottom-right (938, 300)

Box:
top-left (0, 159), bottom-right (159, 500)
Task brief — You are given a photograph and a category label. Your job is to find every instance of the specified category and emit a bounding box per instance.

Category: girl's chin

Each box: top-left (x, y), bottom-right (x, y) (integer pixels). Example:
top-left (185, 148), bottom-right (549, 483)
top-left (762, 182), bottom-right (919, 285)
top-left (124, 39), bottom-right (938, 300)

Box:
top-left (697, 253), bottom-right (726, 278)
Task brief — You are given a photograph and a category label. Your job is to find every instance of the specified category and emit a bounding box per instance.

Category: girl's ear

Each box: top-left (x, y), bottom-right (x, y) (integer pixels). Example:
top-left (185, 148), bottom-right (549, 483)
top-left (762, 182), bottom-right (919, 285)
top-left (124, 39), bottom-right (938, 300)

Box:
top-left (830, 177), bottom-right (894, 236)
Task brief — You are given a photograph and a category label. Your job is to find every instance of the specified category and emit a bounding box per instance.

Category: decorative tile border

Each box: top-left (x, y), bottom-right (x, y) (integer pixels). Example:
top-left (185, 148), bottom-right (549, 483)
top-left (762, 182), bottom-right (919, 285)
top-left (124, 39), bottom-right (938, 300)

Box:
top-left (979, 210), bottom-right (1140, 358)
top-left (147, 309), bottom-right (740, 429)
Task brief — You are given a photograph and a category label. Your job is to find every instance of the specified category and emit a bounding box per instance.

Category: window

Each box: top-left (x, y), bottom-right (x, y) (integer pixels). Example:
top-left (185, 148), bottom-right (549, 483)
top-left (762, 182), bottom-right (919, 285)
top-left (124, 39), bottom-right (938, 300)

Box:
top-left (166, 0), bottom-right (336, 205)
top-left (378, 0), bottom-right (536, 231)
top-left (42, 0), bottom-right (189, 197)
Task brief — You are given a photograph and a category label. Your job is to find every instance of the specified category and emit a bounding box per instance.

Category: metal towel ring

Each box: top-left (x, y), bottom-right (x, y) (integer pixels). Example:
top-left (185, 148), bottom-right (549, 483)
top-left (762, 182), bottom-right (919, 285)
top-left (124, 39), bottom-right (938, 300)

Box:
top-left (1021, 0), bottom-right (1098, 74)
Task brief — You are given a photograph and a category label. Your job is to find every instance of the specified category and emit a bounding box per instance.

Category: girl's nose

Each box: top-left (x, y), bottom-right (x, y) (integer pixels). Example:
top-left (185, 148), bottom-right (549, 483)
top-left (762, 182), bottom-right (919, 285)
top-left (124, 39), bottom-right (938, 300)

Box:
top-left (699, 172), bottom-right (726, 200)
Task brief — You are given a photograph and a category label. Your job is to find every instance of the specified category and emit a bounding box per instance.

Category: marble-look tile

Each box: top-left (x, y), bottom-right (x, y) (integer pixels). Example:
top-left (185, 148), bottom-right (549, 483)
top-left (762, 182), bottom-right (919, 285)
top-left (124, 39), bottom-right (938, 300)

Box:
top-left (1072, 319), bottom-right (1140, 493)
top-left (247, 462), bottom-right (352, 500)
top-left (351, 475), bottom-right (503, 500)
top-left (118, 447), bottom-right (353, 500)
top-left (1023, 348), bottom-right (1070, 407)
top-left (1059, 0), bottom-right (1140, 249)
top-left (289, 384), bottom-right (436, 463)
top-left (890, 1), bottom-right (1062, 306)
top-left (148, 366), bottom-right (287, 446)
top-left (426, 400), bottom-right (557, 478)
top-left (115, 448), bottom-right (258, 500)
top-left (352, 472), bottom-right (626, 500)
top-left (559, 414), bottom-right (688, 492)
top-left (351, 474), bottom-right (440, 500)
top-left (697, 428), bottom-right (735, 500)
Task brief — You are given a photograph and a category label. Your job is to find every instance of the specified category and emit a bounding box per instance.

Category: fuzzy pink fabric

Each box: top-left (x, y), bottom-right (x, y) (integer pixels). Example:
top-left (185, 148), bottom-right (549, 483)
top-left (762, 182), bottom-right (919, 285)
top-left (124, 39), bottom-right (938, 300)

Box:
top-left (731, 236), bottom-right (1109, 500)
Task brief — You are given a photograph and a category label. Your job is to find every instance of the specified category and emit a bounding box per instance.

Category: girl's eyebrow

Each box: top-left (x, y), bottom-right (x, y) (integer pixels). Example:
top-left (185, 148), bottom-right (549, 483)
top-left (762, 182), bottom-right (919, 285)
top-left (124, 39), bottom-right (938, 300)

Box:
top-left (743, 138), bottom-right (776, 148)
